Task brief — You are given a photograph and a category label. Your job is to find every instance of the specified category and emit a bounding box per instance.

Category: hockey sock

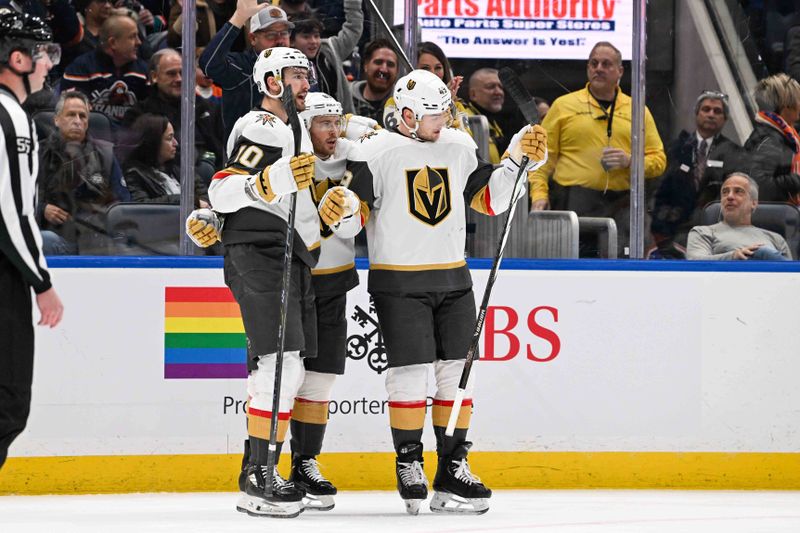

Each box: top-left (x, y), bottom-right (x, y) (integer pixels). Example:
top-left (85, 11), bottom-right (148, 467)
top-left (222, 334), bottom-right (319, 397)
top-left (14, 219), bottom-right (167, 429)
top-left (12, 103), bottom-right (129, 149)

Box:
top-left (290, 398), bottom-right (328, 457)
top-left (247, 405), bottom-right (289, 465)
top-left (389, 400), bottom-right (426, 452)
top-left (432, 398), bottom-right (472, 456)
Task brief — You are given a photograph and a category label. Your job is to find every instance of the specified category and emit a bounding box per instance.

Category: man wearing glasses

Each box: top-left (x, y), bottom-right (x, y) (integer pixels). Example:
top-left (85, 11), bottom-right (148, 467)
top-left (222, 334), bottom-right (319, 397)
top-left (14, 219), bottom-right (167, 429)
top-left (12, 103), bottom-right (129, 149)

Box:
top-left (650, 90), bottom-right (743, 258)
top-left (200, 0), bottom-right (292, 139)
top-left (528, 41), bottom-right (666, 257)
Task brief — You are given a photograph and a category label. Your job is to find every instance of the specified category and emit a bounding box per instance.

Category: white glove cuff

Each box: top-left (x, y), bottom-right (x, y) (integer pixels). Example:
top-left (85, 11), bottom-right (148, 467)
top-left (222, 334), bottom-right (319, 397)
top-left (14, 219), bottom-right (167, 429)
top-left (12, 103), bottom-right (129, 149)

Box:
top-left (247, 155), bottom-right (297, 204)
top-left (343, 115), bottom-right (379, 141)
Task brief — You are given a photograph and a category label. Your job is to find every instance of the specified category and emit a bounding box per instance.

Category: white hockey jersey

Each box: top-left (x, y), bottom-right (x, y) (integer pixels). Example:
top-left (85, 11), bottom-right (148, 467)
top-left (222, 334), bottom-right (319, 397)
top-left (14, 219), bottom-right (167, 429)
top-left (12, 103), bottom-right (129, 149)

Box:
top-left (0, 87), bottom-right (50, 293)
top-left (209, 108), bottom-right (321, 266)
top-left (348, 127), bottom-right (523, 293)
top-left (311, 138), bottom-right (360, 295)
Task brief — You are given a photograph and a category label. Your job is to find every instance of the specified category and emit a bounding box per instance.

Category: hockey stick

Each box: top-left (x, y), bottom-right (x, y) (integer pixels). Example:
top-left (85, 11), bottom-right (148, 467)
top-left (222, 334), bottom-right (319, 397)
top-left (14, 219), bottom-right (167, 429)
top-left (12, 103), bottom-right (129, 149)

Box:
top-left (265, 84), bottom-right (302, 496)
top-left (445, 68), bottom-right (539, 437)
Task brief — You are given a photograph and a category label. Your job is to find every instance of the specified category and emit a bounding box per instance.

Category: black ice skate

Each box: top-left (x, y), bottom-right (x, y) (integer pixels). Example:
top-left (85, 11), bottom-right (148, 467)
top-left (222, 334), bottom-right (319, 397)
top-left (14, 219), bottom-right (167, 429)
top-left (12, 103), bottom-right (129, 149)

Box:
top-left (291, 455), bottom-right (337, 511)
top-left (431, 442), bottom-right (491, 515)
top-left (395, 442), bottom-right (428, 515)
top-left (237, 439), bottom-right (250, 492)
top-left (236, 464), bottom-right (305, 518)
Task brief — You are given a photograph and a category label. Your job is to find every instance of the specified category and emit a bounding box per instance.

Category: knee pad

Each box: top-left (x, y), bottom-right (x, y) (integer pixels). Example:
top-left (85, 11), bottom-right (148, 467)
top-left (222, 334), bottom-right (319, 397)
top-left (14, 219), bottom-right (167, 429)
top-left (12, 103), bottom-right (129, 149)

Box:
top-left (247, 351), bottom-right (304, 411)
top-left (434, 359), bottom-right (475, 400)
top-left (385, 363), bottom-right (431, 402)
top-left (295, 371), bottom-right (336, 402)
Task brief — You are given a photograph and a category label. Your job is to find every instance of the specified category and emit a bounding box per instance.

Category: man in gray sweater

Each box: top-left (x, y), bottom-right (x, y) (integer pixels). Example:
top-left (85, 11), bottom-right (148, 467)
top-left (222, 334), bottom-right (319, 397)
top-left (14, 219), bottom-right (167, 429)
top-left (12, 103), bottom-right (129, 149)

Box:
top-left (687, 173), bottom-right (792, 260)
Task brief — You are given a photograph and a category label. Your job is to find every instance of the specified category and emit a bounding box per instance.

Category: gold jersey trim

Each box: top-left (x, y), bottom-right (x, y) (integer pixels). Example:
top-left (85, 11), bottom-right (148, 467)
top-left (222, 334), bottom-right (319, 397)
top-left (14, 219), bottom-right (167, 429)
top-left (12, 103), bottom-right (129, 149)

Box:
top-left (312, 262), bottom-right (356, 276)
top-left (370, 260), bottom-right (467, 272)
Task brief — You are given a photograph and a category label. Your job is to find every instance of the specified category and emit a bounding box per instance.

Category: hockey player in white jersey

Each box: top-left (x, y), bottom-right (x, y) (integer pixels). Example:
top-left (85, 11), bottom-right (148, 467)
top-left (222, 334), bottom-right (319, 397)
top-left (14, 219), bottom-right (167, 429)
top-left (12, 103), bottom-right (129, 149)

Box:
top-left (207, 46), bottom-right (318, 519)
top-left (188, 91), bottom-right (362, 512)
top-left (326, 69), bottom-right (548, 515)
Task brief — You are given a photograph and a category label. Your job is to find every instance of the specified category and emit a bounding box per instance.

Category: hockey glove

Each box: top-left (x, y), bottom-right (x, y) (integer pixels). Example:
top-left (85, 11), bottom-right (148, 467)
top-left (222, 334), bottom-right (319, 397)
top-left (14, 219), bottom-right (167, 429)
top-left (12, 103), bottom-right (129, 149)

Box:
top-left (186, 208), bottom-right (221, 248)
top-left (319, 186), bottom-right (360, 226)
top-left (507, 124), bottom-right (548, 172)
top-left (342, 113), bottom-right (381, 141)
top-left (249, 152), bottom-right (316, 203)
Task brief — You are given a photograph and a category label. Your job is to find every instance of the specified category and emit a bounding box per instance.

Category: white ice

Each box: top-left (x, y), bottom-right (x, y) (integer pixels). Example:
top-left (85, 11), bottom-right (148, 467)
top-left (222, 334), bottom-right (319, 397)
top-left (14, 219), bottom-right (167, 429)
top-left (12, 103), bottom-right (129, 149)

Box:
top-left (2, 490), bottom-right (800, 533)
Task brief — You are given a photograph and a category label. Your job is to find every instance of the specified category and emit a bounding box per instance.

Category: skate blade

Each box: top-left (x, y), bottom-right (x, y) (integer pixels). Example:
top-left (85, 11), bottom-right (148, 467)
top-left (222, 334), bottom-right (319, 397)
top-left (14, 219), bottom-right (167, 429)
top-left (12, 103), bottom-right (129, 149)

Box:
top-left (236, 494), bottom-right (304, 519)
top-left (403, 498), bottom-right (425, 515)
top-left (430, 491), bottom-right (489, 515)
top-left (303, 493), bottom-right (335, 511)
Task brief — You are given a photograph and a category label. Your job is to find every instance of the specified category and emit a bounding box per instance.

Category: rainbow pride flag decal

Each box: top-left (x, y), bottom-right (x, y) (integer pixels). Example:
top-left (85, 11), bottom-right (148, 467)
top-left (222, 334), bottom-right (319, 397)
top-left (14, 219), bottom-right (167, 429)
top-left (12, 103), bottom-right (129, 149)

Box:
top-left (164, 287), bottom-right (247, 379)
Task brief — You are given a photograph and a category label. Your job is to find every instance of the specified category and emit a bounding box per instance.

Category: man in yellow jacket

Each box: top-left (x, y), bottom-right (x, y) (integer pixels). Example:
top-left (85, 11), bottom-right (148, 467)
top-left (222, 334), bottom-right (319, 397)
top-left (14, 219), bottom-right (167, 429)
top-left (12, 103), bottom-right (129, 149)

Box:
top-left (528, 41), bottom-right (666, 256)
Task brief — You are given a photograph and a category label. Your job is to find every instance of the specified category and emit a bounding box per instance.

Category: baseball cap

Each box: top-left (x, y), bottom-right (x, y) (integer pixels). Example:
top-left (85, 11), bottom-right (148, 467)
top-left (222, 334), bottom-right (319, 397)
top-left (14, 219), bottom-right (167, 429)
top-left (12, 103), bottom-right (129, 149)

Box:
top-left (250, 6), bottom-right (294, 33)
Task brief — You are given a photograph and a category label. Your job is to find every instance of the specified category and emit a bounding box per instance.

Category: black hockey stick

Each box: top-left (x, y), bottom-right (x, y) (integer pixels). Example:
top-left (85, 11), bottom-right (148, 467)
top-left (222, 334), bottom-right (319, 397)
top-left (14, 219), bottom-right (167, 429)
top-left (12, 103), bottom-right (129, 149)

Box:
top-left (265, 84), bottom-right (302, 495)
top-left (445, 68), bottom-right (538, 437)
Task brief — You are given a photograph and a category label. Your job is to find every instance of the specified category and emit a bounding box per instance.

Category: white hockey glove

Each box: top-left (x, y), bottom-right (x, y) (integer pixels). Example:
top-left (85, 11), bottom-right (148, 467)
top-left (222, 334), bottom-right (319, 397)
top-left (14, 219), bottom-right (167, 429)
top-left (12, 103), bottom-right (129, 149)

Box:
top-left (185, 208), bottom-right (221, 248)
top-left (341, 113), bottom-right (381, 141)
top-left (504, 124), bottom-right (548, 174)
top-left (246, 152), bottom-right (316, 204)
top-left (318, 186), bottom-right (361, 227)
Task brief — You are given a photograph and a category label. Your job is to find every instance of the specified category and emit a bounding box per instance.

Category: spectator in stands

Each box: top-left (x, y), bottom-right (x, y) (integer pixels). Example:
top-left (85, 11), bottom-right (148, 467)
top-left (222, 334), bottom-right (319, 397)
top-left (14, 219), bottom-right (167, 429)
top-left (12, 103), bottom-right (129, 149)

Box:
top-left (123, 48), bottom-right (224, 171)
top-left (61, 0), bottom-right (113, 70)
top-left (687, 173), bottom-right (791, 260)
top-left (280, 0), bottom-right (312, 18)
top-left (743, 73), bottom-right (800, 204)
top-left (650, 90), bottom-right (743, 258)
top-left (528, 41), bottom-right (666, 256)
top-left (534, 97), bottom-right (550, 120)
top-left (350, 38), bottom-right (398, 126)
top-left (167, 0), bottom-right (216, 49)
top-left (289, 0), bottom-right (361, 112)
top-left (38, 91), bottom-right (130, 255)
top-left (196, 56), bottom-right (222, 106)
top-left (463, 68), bottom-right (507, 163)
top-left (62, 14), bottom-right (148, 125)
top-left (199, 0), bottom-right (291, 139)
top-left (123, 113), bottom-right (209, 206)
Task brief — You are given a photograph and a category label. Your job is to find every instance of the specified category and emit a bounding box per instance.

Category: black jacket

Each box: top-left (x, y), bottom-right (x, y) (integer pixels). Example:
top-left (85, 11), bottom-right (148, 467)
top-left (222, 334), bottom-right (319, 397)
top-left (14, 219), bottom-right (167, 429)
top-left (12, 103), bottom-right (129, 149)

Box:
top-left (743, 122), bottom-right (800, 202)
top-left (123, 161), bottom-right (208, 206)
top-left (651, 130), bottom-right (743, 242)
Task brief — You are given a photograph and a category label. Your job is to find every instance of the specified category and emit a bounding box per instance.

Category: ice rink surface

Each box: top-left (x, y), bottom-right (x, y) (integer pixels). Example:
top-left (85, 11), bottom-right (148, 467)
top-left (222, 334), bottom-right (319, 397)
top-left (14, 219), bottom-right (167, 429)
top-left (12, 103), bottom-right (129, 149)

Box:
top-left (2, 490), bottom-right (800, 533)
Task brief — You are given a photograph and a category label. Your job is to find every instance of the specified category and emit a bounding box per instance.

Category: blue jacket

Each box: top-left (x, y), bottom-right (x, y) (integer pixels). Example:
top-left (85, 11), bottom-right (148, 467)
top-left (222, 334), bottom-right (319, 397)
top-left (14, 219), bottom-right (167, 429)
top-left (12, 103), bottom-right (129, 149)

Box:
top-left (61, 49), bottom-right (149, 126)
top-left (199, 22), bottom-right (260, 142)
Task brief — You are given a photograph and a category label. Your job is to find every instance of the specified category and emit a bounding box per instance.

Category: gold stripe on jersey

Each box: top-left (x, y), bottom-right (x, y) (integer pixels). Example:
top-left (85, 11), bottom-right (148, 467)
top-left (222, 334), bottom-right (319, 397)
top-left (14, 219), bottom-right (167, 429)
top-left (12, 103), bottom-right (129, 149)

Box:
top-left (389, 401), bottom-right (426, 431)
top-left (292, 399), bottom-right (329, 425)
top-left (312, 262), bottom-right (355, 276)
top-left (470, 184), bottom-right (493, 215)
top-left (254, 166), bottom-right (277, 203)
top-left (370, 260), bottom-right (466, 271)
top-left (432, 401), bottom-right (472, 430)
top-left (307, 240), bottom-right (321, 251)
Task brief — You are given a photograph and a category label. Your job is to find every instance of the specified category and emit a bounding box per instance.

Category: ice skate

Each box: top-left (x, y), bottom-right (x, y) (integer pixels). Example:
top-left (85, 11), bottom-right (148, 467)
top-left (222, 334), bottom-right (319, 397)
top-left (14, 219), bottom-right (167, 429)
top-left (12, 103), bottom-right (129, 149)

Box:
top-left (291, 455), bottom-right (337, 511)
top-left (431, 442), bottom-right (491, 515)
top-left (236, 464), bottom-right (305, 518)
top-left (395, 442), bottom-right (428, 515)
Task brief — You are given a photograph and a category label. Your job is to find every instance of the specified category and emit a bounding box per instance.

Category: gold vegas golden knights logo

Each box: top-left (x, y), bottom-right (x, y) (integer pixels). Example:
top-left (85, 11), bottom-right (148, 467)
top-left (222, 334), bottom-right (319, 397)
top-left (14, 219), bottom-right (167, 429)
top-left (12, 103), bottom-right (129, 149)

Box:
top-left (263, 49), bottom-right (272, 59)
top-left (405, 166), bottom-right (451, 226)
top-left (406, 79), bottom-right (416, 90)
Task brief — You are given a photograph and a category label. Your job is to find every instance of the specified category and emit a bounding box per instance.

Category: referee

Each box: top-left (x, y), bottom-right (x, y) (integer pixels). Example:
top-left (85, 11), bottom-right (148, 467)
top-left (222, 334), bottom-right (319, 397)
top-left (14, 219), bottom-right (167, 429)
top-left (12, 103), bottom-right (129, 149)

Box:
top-left (0, 9), bottom-right (64, 470)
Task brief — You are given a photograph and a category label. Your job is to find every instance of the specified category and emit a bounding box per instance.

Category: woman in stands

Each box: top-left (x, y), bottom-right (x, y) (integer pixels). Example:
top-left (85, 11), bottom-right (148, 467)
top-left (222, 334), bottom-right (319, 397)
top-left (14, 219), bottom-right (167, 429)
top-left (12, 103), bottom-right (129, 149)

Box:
top-left (122, 113), bottom-right (209, 206)
top-left (744, 73), bottom-right (800, 204)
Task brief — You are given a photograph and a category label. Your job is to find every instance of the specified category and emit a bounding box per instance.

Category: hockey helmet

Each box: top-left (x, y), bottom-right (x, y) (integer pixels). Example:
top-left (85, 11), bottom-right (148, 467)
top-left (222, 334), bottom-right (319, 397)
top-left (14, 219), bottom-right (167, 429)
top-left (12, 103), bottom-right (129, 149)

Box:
top-left (393, 69), bottom-right (452, 122)
top-left (252, 46), bottom-right (310, 98)
top-left (300, 92), bottom-right (343, 129)
top-left (0, 8), bottom-right (57, 65)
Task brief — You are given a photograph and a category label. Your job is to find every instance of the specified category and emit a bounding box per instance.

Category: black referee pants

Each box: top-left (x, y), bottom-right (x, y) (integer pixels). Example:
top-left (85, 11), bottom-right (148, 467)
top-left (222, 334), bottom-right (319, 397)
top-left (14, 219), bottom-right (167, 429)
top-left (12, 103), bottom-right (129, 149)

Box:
top-left (0, 257), bottom-right (34, 469)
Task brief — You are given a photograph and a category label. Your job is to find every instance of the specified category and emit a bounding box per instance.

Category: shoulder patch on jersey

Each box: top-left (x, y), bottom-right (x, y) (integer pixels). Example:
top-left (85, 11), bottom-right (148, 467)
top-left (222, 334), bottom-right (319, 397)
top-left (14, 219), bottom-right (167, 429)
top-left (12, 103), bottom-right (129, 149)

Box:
top-left (255, 113), bottom-right (278, 127)
top-left (358, 130), bottom-right (379, 143)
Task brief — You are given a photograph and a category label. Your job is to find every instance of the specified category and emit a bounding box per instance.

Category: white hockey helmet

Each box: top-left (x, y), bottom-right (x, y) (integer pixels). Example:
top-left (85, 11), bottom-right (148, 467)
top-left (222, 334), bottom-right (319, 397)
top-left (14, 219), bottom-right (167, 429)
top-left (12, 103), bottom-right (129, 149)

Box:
top-left (300, 92), bottom-right (343, 129)
top-left (393, 69), bottom-right (452, 121)
top-left (252, 46), bottom-right (310, 98)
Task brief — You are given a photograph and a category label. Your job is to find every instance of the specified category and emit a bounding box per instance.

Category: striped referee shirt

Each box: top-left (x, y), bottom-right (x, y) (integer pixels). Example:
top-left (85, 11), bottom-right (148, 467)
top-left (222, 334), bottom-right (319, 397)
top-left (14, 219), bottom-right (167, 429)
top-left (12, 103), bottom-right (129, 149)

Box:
top-left (0, 84), bottom-right (51, 293)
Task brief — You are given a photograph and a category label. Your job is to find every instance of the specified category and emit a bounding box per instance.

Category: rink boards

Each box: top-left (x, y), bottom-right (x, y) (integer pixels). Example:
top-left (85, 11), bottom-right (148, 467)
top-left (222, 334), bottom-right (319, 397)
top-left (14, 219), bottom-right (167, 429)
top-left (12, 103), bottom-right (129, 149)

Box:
top-left (2, 257), bottom-right (800, 494)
